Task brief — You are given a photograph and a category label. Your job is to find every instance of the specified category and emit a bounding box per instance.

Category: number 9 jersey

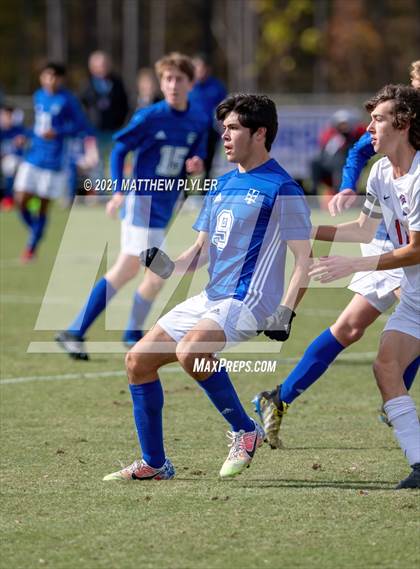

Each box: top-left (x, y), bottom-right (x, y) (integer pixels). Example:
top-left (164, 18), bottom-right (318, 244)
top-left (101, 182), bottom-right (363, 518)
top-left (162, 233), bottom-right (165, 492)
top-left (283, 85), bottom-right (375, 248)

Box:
top-left (193, 158), bottom-right (312, 325)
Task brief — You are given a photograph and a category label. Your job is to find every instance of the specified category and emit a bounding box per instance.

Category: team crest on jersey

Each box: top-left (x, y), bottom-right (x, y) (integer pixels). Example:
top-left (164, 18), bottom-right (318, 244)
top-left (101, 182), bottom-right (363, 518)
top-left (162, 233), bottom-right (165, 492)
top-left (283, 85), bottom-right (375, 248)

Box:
top-left (50, 104), bottom-right (62, 115)
top-left (399, 194), bottom-right (409, 216)
top-left (187, 132), bottom-right (197, 145)
top-left (244, 188), bottom-right (260, 205)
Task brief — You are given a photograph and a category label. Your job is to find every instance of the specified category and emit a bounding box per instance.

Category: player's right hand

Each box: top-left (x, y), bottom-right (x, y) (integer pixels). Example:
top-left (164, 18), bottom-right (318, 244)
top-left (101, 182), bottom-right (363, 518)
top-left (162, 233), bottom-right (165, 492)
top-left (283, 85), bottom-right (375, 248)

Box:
top-left (328, 189), bottom-right (357, 216)
top-left (106, 193), bottom-right (124, 218)
top-left (139, 247), bottom-right (175, 279)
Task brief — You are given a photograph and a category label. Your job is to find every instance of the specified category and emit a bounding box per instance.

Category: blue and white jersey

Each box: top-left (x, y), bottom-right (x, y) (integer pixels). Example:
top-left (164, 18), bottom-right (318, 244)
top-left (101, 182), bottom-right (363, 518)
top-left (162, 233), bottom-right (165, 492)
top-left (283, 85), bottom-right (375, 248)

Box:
top-left (193, 159), bottom-right (311, 324)
top-left (25, 88), bottom-right (90, 171)
top-left (112, 100), bottom-right (209, 228)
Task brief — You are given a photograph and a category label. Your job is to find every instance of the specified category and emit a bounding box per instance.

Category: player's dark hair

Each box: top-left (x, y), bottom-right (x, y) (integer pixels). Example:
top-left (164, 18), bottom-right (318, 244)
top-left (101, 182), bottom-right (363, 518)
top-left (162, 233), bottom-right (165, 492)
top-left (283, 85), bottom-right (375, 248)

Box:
top-left (365, 84), bottom-right (420, 149)
top-left (155, 52), bottom-right (195, 82)
top-left (41, 62), bottom-right (67, 76)
top-left (216, 94), bottom-right (278, 151)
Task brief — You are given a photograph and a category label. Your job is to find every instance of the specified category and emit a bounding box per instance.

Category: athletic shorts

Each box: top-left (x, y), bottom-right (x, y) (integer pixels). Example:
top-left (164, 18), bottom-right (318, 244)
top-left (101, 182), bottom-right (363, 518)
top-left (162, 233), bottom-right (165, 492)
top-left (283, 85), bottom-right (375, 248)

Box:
top-left (384, 298), bottom-right (420, 340)
top-left (14, 161), bottom-right (67, 200)
top-left (348, 238), bottom-right (402, 313)
top-left (120, 220), bottom-right (165, 257)
top-left (157, 291), bottom-right (259, 348)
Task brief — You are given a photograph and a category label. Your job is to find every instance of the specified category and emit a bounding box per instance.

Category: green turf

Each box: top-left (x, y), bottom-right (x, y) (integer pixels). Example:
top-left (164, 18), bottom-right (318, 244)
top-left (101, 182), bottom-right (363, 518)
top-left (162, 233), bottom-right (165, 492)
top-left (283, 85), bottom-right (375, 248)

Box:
top-left (1, 205), bottom-right (419, 569)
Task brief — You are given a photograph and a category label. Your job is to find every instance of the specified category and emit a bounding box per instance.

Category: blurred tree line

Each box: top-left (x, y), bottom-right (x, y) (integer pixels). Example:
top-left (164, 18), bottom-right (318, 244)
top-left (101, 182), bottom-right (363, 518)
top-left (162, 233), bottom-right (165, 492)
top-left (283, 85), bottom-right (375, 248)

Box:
top-left (0, 0), bottom-right (419, 97)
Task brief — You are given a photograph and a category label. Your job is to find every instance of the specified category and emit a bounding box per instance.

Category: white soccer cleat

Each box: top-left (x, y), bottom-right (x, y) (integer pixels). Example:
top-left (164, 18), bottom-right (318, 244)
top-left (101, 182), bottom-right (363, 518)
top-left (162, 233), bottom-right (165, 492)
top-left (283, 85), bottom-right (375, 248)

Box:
top-left (103, 458), bottom-right (175, 481)
top-left (219, 419), bottom-right (265, 479)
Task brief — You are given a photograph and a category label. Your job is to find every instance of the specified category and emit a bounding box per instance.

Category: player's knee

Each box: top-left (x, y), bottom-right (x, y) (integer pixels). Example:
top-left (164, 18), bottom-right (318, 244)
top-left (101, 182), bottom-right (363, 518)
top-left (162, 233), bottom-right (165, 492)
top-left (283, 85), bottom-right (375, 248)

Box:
top-left (175, 342), bottom-right (195, 373)
top-left (125, 351), bottom-right (147, 383)
top-left (334, 321), bottom-right (365, 345)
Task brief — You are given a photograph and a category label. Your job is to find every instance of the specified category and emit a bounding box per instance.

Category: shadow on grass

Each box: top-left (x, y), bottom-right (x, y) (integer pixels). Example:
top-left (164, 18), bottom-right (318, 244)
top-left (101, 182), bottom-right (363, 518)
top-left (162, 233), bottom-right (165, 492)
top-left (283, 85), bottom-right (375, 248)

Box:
top-left (237, 479), bottom-right (396, 490)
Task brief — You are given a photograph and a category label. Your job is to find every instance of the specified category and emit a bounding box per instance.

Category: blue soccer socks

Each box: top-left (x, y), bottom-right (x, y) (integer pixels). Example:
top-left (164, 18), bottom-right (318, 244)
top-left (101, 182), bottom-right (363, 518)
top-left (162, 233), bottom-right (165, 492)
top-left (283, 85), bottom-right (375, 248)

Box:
top-left (129, 380), bottom-right (166, 469)
top-left (27, 213), bottom-right (47, 253)
top-left (68, 277), bottom-right (117, 338)
top-left (123, 292), bottom-right (153, 345)
top-left (280, 328), bottom-right (345, 404)
top-left (198, 367), bottom-right (254, 433)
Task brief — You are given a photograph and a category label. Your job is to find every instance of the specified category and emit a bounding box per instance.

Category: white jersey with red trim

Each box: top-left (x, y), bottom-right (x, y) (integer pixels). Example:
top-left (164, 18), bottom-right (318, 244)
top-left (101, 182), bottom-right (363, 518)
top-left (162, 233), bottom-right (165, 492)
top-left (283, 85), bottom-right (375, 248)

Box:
top-left (362, 151), bottom-right (420, 311)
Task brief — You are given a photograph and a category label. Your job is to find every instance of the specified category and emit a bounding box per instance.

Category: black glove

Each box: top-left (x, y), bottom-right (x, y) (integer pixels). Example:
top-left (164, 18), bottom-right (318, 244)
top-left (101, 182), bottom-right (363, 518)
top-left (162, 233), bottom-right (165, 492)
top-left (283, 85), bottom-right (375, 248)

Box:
top-left (139, 247), bottom-right (175, 279)
top-left (263, 306), bottom-right (296, 342)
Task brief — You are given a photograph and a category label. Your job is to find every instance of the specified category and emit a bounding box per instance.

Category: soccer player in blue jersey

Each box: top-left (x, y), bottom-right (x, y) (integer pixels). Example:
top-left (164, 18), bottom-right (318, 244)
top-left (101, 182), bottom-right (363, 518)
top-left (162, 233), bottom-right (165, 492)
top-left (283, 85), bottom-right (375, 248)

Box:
top-left (102, 94), bottom-right (312, 481)
top-left (253, 67), bottom-right (420, 452)
top-left (56, 53), bottom-right (208, 359)
top-left (14, 63), bottom-right (92, 261)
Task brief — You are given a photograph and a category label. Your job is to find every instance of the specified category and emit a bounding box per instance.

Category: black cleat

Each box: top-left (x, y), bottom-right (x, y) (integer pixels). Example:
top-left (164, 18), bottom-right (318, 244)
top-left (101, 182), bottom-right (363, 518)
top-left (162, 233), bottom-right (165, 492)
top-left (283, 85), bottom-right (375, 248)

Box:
top-left (55, 331), bottom-right (89, 360)
top-left (395, 463), bottom-right (420, 489)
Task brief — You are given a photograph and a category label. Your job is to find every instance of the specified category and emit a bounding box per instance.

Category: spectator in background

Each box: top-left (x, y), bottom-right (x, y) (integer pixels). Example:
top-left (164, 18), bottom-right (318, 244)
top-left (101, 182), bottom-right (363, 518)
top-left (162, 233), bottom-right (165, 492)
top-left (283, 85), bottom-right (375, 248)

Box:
top-left (310, 109), bottom-right (365, 195)
top-left (136, 68), bottom-right (162, 109)
top-left (189, 54), bottom-right (227, 177)
top-left (80, 51), bottom-right (129, 175)
top-left (0, 105), bottom-right (27, 210)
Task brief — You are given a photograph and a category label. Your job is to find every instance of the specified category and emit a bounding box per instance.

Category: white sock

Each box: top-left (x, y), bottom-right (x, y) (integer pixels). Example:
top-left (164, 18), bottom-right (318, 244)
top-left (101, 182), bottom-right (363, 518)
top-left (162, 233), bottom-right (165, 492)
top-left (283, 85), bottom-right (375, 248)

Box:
top-left (384, 395), bottom-right (420, 466)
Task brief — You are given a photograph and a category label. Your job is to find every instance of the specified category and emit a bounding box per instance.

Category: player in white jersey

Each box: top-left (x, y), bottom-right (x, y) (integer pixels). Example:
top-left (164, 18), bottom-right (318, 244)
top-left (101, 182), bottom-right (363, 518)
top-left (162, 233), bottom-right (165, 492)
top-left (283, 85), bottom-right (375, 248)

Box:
top-left (102, 94), bottom-right (312, 482)
top-left (254, 64), bottom-right (419, 452)
top-left (310, 84), bottom-right (420, 489)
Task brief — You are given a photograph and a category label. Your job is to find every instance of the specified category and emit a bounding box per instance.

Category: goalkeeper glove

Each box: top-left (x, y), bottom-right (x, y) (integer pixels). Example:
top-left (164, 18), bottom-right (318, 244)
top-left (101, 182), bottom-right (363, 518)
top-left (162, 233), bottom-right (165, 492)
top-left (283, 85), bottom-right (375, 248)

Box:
top-left (263, 306), bottom-right (296, 342)
top-left (139, 247), bottom-right (175, 279)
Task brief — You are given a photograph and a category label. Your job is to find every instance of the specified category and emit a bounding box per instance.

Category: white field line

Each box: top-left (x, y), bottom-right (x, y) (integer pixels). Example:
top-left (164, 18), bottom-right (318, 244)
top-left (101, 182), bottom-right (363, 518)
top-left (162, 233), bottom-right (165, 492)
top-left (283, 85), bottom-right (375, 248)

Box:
top-left (0, 295), bottom-right (390, 322)
top-left (0, 352), bottom-right (378, 386)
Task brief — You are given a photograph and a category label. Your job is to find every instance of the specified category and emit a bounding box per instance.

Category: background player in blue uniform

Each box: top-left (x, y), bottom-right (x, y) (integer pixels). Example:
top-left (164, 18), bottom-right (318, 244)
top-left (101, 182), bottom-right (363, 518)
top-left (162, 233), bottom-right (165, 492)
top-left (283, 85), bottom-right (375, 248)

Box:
top-left (56, 53), bottom-right (208, 359)
top-left (253, 63), bottom-right (420, 450)
top-left (102, 94), bottom-right (312, 482)
top-left (14, 62), bottom-right (92, 261)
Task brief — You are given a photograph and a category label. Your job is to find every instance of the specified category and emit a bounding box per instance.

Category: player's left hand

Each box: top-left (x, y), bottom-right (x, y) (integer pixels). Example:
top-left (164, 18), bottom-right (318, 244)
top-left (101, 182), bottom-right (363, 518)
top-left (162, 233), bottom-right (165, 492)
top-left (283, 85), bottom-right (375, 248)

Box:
top-left (263, 305), bottom-right (296, 342)
top-left (185, 156), bottom-right (204, 175)
top-left (309, 256), bottom-right (356, 283)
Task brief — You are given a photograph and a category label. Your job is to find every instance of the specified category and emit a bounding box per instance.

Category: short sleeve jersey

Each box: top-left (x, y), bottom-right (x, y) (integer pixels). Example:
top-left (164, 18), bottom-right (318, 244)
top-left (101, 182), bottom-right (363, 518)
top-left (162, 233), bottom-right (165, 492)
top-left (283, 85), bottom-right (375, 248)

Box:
top-left (363, 152), bottom-right (420, 310)
top-left (193, 158), bottom-right (311, 324)
top-left (114, 100), bottom-right (209, 228)
top-left (26, 88), bottom-right (89, 171)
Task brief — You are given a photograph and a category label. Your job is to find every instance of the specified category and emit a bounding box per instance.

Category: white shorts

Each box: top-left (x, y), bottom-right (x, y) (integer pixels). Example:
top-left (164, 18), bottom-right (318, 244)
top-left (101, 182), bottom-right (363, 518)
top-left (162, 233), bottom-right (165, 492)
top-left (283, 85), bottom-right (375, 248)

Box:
top-left (348, 239), bottom-right (402, 313)
top-left (14, 161), bottom-right (67, 200)
top-left (157, 291), bottom-right (258, 347)
top-left (120, 220), bottom-right (165, 257)
top-left (384, 298), bottom-right (420, 340)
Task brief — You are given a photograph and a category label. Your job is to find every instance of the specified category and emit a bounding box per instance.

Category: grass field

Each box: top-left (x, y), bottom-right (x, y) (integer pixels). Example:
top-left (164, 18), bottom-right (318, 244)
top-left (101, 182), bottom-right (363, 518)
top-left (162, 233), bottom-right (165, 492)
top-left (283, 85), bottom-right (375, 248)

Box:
top-left (1, 204), bottom-right (419, 569)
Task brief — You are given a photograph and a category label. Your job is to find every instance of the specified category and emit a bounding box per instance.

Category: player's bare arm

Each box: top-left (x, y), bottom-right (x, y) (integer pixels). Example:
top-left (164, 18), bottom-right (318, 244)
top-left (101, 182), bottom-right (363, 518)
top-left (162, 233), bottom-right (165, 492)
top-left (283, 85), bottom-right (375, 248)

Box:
top-left (281, 239), bottom-right (312, 310)
top-left (173, 230), bottom-right (209, 273)
top-left (310, 229), bottom-right (420, 283)
top-left (312, 211), bottom-right (380, 243)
